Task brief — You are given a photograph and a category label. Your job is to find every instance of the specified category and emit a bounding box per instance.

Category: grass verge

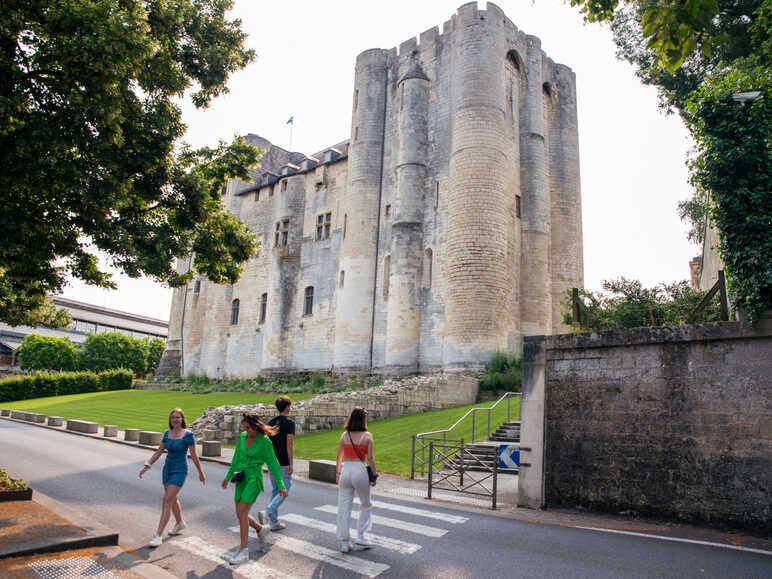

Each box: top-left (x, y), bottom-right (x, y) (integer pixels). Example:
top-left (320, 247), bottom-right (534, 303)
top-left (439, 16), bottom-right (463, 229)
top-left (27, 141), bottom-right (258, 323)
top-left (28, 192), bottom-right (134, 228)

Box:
top-left (2, 390), bottom-right (313, 433)
top-left (294, 396), bottom-right (520, 477)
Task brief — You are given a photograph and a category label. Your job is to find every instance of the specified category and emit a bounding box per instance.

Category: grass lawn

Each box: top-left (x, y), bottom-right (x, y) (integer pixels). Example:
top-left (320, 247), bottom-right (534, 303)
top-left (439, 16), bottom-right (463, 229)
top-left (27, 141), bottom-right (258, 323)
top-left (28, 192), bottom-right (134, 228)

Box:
top-left (294, 396), bottom-right (520, 477)
top-left (3, 390), bottom-right (313, 433)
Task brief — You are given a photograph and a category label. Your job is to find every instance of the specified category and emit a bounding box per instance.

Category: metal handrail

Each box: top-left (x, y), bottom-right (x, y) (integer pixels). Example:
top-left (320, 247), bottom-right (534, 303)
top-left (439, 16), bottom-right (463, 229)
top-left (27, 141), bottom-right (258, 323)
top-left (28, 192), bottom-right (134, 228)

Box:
top-left (411, 391), bottom-right (520, 479)
top-left (415, 391), bottom-right (519, 439)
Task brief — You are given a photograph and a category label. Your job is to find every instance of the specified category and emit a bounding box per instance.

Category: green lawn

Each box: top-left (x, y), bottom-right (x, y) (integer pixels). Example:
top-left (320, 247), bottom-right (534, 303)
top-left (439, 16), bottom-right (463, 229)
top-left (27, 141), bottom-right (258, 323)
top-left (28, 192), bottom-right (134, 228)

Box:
top-left (3, 390), bottom-right (313, 433)
top-left (295, 396), bottom-right (520, 477)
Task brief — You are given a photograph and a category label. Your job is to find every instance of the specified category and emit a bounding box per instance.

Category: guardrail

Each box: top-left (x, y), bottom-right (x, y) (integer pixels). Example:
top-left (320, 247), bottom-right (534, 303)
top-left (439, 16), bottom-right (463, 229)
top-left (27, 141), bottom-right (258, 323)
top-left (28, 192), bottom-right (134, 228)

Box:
top-left (410, 391), bottom-right (520, 479)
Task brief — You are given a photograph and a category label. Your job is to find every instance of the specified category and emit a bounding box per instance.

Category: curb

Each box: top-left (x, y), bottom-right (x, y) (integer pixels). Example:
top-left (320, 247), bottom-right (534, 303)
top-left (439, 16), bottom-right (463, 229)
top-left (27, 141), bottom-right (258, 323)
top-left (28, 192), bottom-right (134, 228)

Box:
top-left (0, 489), bottom-right (118, 560)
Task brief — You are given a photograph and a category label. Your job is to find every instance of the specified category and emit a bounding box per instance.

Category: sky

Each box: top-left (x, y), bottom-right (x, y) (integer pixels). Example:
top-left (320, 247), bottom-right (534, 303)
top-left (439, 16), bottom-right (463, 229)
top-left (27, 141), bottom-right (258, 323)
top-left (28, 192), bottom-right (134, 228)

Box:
top-left (60, 0), bottom-right (699, 321)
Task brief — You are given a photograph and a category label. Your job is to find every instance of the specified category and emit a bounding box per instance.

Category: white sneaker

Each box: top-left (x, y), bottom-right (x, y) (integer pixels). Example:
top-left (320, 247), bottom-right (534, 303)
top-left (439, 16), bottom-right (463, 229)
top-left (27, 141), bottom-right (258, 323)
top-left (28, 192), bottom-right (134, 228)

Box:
top-left (270, 521), bottom-right (286, 531)
top-left (230, 548), bottom-right (249, 565)
top-left (148, 535), bottom-right (163, 547)
top-left (354, 536), bottom-right (372, 549)
top-left (221, 546), bottom-right (240, 563)
top-left (258, 524), bottom-right (272, 552)
top-left (168, 520), bottom-right (187, 535)
top-left (340, 540), bottom-right (351, 553)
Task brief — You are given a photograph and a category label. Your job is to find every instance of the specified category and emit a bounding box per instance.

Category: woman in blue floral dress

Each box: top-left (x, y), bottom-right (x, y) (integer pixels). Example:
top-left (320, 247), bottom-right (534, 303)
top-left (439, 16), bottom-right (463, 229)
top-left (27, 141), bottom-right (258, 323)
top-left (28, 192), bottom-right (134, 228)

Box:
top-left (139, 408), bottom-right (206, 547)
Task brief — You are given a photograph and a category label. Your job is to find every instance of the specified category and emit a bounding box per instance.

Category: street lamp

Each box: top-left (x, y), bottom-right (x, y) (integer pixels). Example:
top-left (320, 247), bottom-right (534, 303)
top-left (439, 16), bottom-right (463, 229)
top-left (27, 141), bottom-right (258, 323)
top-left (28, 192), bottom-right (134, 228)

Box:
top-left (731, 91), bottom-right (761, 106)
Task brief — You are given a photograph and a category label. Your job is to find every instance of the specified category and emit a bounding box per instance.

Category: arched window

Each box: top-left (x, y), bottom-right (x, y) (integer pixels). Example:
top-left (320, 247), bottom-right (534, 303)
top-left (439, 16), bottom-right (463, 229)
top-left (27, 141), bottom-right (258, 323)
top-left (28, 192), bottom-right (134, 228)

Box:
top-left (423, 248), bottom-right (433, 289)
top-left (231, 299), bottom-right (240, 325)
top-left (506, 50), bottom-right (522, 72)
top-left (542, 82), bottom-right (553, 98)
top-left (304, 286), bottom-right (314, 316)
top-left (259, 293), bottom-right (267, 324)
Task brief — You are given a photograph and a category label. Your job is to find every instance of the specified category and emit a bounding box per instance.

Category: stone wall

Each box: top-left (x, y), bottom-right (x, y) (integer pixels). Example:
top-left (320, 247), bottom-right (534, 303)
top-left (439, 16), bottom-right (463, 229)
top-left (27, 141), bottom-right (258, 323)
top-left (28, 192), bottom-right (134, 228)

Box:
top-left (518, 320), bottom-right (772, 533)
top-left (190, 373), bottom-right (478, 440)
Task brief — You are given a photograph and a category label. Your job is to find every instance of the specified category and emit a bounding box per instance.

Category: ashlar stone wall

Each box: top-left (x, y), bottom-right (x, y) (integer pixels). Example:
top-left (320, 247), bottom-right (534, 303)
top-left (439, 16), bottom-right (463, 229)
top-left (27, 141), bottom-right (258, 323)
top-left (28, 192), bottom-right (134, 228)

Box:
top-left (518, 320), bottom-right (772, 533)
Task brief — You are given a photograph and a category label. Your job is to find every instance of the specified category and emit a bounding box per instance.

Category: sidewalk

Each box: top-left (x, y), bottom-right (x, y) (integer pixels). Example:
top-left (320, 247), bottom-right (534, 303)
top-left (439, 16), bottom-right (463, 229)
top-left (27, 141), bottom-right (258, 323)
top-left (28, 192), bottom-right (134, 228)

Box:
top-left (0, 490), bottom-right (175, 578)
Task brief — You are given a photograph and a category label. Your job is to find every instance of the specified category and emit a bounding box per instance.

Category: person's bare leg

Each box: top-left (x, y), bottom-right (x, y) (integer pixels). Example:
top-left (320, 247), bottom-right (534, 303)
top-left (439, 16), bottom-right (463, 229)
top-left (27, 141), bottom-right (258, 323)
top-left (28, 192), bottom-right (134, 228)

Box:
top-left (156, 485), bottom-right (181, 536)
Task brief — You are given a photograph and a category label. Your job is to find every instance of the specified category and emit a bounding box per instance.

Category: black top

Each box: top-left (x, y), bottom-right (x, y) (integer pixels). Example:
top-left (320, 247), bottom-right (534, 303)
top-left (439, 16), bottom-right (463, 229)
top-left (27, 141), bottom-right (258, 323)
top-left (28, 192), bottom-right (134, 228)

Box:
top-left (268, 415), bottom-right (295, 466)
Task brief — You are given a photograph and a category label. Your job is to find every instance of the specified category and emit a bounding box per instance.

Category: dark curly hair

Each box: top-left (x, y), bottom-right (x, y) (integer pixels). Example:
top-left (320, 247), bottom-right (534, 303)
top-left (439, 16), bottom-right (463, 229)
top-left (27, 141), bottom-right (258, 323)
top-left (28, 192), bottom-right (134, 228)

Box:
top-left (242, 412), bottom-right (278, 437)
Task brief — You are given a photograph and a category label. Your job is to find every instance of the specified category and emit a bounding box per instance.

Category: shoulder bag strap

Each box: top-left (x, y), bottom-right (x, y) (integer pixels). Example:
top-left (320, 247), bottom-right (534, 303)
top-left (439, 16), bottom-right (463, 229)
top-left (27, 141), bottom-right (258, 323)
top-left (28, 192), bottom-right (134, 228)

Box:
top-left (348, 431), bottom-right (366, 462)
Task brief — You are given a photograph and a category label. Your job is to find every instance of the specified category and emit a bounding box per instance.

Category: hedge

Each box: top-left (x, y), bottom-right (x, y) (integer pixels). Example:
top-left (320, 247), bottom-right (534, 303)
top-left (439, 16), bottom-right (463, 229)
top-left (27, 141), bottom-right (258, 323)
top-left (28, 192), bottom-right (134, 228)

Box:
top-left (0, 369), bottom-right (133, 403)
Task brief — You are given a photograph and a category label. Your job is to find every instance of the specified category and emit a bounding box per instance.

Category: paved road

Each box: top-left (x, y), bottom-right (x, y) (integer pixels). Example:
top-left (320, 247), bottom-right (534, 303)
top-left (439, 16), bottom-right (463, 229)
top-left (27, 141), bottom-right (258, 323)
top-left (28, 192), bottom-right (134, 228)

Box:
top-left (3, 420), bottom-right (770, 578)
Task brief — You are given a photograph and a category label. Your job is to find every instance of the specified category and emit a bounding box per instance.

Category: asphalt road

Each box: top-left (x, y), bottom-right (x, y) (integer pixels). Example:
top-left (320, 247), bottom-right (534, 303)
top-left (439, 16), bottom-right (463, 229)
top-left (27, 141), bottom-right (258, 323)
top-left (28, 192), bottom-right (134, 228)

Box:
top-left (2, 420), bottom-right (770, 578)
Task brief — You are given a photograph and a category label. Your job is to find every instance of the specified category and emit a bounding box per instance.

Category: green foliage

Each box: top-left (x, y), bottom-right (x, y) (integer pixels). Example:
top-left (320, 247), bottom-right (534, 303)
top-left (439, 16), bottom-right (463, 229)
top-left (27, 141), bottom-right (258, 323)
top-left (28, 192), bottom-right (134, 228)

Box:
top-left (562, 278), bottom-right (724, 331)
top-left (0, 368), bottom-right (132, 403)
top-left (17, 334), bottom-right (80, 372)
top-left (0, 283), bottom-right (72, 328)
top-left (0, 0), bottom-right (260, 325)
top-left (480, 351), bottom-right (522, 392)
top-left (311, 373), bottom-right (326, 389)
top-left (677, 186), bottom-right (710, 245)
top-left (685, 67), bottom-right (771, 323)
top-left (145, 338), bottom-right (166, 375)
top-left (0, 468), bottom-right (27, 491)
top-left (573, 0), bottom-right (761, 72)
top-left (80, 332), bottom-right (148, 376)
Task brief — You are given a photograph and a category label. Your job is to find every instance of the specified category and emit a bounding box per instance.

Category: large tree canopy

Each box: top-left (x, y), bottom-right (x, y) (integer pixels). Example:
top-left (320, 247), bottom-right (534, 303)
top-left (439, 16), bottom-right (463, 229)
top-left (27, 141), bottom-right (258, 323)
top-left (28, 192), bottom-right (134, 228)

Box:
top-left (571, 0), bottom-right (770, 323)
top-left (0, 0), bottom-right (261, 326)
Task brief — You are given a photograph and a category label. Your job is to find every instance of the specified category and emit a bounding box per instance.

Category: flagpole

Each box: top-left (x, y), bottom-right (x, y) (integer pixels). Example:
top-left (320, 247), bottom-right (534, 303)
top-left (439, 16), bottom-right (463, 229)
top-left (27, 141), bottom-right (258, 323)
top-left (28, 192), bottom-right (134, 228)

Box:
top-left (289, 121), bottom-right (293, 151)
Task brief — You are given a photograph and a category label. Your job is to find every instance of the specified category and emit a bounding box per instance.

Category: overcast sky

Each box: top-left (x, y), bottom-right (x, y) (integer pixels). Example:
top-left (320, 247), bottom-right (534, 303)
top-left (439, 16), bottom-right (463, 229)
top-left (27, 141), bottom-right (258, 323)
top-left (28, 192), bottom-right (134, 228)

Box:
top-left (61, 0), bottom-right (698, 321)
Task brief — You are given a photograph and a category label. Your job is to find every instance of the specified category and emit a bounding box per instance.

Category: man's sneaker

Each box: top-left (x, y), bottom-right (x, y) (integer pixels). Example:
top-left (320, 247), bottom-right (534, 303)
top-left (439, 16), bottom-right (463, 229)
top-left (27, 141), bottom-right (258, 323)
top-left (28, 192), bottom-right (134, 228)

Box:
top-left (340, 540), bottom-right (351, 553)
top-left (230, 548), bottom-right (249, 565)
top-left (257, 511), bottom-right (268, 525)
top-left (354, 536), bottom-right (372, 549)
top-left (168, 520), bottom-right (187, 535)
top-left (270, 521), bottom-right (286, 531)
top-left (258, 524), bottom-right (272, 552)
top-left (148, 535), bottom-right (162, 547)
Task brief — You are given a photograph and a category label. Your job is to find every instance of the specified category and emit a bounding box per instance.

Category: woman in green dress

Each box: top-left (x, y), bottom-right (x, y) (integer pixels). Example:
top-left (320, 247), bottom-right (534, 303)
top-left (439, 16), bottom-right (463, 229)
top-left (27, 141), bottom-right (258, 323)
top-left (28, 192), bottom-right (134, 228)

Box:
top-left (221, 411), bottom-right (287, 565)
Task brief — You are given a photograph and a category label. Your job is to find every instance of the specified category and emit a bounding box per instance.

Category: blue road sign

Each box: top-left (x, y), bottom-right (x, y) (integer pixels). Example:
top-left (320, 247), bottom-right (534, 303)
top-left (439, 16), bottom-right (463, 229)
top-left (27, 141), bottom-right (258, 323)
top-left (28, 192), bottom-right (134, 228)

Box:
top-left (498, 444), bottom-right (520, 469)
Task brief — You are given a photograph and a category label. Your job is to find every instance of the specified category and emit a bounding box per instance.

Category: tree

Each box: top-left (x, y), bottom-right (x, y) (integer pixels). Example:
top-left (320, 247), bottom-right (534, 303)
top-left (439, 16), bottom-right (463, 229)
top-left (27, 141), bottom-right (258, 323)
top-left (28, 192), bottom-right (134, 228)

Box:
top-left (145, 337), bottom-right (166, 375)
top-left (80, 332), bottom-right (148, 376)
top-left (569, 0), bottom-right (770, 322)
top-left (17, 334), bottom-right (80, 372)
top-left (0, 274), bottom-right (72, 328)
top-left (0, 0), bottom-right (261, 326)
top-left (562, 277), bottom-right (724, 331)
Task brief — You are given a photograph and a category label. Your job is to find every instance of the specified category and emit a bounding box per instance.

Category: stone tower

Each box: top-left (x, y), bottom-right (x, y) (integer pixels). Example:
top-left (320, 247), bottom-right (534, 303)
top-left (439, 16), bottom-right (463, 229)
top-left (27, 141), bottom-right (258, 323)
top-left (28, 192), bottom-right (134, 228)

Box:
top-left (157, 2), bottom-right (583, 378)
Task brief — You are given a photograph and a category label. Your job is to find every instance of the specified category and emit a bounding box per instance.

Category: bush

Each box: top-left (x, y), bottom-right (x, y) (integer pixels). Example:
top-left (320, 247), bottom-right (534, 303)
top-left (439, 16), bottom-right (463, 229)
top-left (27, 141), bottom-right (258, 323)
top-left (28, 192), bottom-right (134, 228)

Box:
top-left (17, 334), bottom-right (80, 372)
top-left (80, 332), bottom-right (148, 376)
top-left (480, 351), bottom-right (522, 392)
top-left (0, 369), bottom-right (133, 402)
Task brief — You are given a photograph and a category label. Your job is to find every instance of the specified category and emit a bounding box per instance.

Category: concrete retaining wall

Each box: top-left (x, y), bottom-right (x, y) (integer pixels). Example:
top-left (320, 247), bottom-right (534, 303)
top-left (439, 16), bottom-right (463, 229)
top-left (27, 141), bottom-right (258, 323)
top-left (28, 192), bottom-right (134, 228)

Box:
top-left (518, 320), bottom-right (772, 533)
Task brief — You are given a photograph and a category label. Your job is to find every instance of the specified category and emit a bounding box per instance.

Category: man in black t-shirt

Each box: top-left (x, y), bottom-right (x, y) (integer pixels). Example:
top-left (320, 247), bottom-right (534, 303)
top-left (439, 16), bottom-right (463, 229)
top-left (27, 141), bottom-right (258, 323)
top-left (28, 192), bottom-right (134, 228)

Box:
top-left (260, 395), bottom-right (295, 531)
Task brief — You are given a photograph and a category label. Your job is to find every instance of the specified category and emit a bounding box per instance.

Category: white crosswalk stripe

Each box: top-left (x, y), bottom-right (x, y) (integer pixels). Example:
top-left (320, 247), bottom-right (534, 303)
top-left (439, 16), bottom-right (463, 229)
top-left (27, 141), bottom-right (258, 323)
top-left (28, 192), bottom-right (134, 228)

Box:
top-left (174, 535), bottom-right (298, 579)
top-left (361, 499), bottom-right (468, 524)
top-left (226, 526), bottom-right (390, 578)
top-left (314, 504), bottom-right (448, 537)
top-left (279, 513), bottom-right (422, 554)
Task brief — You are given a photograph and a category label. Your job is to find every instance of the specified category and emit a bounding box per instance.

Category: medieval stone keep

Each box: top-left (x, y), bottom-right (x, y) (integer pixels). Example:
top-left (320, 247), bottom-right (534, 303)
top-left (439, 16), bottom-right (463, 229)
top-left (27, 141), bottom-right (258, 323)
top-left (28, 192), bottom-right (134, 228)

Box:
top-left (158, 3), bottom-right (584, 378)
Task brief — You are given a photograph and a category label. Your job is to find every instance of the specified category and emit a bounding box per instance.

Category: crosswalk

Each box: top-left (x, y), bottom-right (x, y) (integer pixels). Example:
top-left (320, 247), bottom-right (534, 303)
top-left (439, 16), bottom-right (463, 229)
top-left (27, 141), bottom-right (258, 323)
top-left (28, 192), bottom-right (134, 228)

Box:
top-left (168, 497), bottom-right (469, 578)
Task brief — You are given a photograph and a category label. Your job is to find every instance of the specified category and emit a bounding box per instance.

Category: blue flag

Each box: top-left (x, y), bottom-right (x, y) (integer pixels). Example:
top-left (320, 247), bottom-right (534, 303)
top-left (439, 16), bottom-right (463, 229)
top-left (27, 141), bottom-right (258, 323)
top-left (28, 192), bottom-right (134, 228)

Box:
top-left (286, 116), bottom-right (294, 124)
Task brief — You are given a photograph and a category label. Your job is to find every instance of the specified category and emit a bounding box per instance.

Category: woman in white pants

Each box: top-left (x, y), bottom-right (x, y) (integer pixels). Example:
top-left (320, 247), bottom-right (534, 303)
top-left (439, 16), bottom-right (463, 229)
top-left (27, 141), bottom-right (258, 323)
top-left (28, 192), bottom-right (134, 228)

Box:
top-left (335, 407), bottom-right (377, 553)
